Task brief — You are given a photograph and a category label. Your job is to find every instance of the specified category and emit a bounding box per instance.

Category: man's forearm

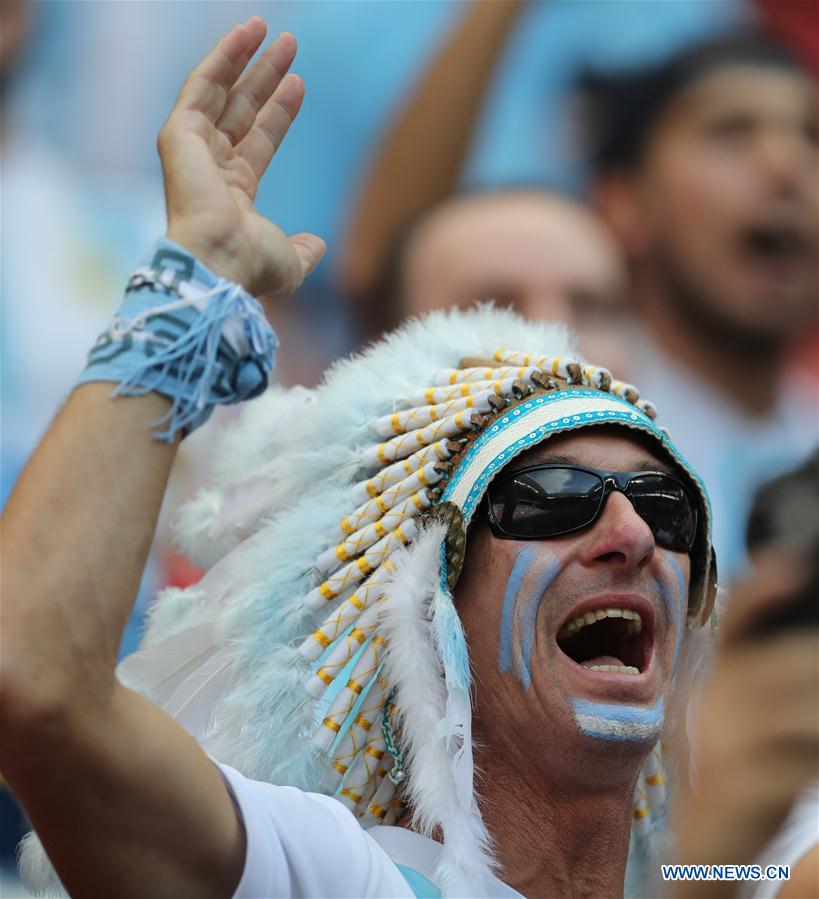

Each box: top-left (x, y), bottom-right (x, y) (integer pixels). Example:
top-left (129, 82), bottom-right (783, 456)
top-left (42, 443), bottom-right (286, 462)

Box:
top-left (1, 385), bottom-right (177, 724)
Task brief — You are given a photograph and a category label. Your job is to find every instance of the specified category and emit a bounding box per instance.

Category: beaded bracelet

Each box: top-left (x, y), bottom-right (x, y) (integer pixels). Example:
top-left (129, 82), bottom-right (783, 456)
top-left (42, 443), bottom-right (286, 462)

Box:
top-left (77, 238), bottom-right (278, 442)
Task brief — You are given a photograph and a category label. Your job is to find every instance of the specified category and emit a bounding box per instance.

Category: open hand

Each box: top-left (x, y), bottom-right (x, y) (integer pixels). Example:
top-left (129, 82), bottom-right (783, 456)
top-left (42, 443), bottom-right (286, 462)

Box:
top-left (158, 18), bottom-right (325, 299)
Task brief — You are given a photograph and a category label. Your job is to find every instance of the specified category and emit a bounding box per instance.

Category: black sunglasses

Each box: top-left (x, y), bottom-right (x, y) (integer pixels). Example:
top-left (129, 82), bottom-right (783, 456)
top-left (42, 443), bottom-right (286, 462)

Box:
top-left (486, 464), bottom-right (698, 552)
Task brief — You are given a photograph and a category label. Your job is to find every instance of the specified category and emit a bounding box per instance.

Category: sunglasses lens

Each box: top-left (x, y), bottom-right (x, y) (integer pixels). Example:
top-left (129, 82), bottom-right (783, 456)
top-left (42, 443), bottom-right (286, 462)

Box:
top-left (490, 468), bottom-right (602, 537)
top-left (627, 475), bottom-right (696, 551)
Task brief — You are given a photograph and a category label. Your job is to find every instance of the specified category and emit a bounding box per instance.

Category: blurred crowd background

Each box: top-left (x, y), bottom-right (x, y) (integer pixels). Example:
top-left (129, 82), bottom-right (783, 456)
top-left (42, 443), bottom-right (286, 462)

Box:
top-left (1, 1), bottom-right (816, 895)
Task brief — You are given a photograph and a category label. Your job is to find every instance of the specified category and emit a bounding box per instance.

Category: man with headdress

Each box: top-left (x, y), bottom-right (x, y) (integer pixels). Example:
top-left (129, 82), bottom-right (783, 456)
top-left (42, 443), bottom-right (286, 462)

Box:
top-left (3, 19), bottom-right (722, 898)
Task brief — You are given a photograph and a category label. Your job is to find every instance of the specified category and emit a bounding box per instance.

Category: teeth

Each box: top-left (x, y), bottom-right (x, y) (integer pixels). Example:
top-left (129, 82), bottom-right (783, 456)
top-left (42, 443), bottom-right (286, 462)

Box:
top-left (558, 608), bottom-right (643, 640)
top-left (581, 663), bottom-right (640, 675)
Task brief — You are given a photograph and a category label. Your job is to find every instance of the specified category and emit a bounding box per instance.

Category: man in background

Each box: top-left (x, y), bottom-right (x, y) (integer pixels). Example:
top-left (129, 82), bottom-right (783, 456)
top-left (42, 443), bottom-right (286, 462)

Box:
top-left (366, 188), bottom-right (630, 373)
top-left (342, 1), bottom-right (631, 370)
top-left (586, 34), bottom-right (817, 576)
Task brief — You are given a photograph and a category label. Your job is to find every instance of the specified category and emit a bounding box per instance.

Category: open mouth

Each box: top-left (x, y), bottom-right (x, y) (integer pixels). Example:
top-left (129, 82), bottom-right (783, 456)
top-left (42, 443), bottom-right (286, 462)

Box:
top-left (742, 224), bottom-right (807, 263)
top-left (556, 607), bottom-right (652, 676)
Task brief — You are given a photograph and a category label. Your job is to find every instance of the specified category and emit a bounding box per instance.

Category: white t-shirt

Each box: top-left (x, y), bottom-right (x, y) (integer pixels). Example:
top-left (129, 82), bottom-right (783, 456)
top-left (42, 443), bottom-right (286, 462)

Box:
top-left (219, 763), bottom-right (521, 898)
top-left (742, 780), bottom-right (819, 899)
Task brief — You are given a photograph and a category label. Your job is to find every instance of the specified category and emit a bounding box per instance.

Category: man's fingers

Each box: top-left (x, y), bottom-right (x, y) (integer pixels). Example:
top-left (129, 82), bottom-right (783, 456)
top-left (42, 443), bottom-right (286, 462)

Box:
top-left (236, 73), bottom-right (304, 181)
top-left (176, 17), bottom-right (267, 124)
top-left (216, 33), bottom-right (297, 147)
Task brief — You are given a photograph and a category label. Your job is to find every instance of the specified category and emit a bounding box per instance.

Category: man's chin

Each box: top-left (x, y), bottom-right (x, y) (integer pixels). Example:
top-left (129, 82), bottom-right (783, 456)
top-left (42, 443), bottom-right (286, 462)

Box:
top-left (547, 648), bottom-right (668, 749)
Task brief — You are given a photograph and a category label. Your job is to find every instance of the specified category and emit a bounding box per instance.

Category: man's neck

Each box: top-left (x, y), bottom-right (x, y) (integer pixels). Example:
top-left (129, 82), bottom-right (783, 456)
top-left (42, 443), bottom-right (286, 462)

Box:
top-left (477, 748), bottom-right (636, 898)
top-left (635, 271), bottom-right (784, 417)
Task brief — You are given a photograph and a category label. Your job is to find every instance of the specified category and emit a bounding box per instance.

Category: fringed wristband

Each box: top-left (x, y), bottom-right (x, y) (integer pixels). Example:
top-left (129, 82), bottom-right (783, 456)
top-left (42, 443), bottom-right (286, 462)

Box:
top-left (77, 238), bottom-right (278, 442)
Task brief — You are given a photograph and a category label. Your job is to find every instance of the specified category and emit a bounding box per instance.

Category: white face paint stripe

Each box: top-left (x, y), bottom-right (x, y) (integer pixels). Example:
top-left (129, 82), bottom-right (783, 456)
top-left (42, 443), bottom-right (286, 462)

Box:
top-left (573, 717), bottom-right (662, 742)
top-left (572, 697), bottom-right (665, 743)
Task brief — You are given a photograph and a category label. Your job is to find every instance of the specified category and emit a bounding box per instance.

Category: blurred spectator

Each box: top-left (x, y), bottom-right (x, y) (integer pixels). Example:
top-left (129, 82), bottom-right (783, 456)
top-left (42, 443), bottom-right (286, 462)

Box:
top-left (585, 33), bottom-right (817, 578)
top-left (342, 0), bottom-right (745, 336)
top-left (341, 1), bottom-right (632, 370)
top-left (368, 187), bottom-right (631, 372)
top-left (740, 450), bottom-right (819, 899)
top-left (671, 451), bottom-right (819, 898)
top-left (671, 551), bottom-right (818, 898)
top-left (343, 0), bottom-right (529, 319)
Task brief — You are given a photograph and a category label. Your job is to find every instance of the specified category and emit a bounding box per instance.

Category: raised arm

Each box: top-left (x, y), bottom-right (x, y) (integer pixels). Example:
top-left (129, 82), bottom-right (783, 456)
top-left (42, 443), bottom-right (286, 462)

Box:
top-left (0, 19), bottom-right (323, 899)
top-left (341, 0), bottom-right (525, 317)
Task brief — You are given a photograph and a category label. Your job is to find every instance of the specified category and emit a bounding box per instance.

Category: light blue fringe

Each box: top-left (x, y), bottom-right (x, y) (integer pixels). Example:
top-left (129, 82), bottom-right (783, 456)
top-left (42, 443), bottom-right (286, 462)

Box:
top-left (91, 279), bottom-right (277, 442)
top-left (433, 543), bottom-right (471, 695)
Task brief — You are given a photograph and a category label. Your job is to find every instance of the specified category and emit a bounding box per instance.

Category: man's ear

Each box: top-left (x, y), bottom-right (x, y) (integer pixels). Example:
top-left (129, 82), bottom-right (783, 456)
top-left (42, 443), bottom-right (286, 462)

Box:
top-left (592, 172), bottom-right (651, 260)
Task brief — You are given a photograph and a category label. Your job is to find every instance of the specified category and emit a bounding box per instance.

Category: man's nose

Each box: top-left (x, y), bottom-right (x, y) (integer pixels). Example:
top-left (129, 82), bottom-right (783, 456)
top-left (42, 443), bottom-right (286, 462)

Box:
top-left (755, 128), bottom-right (814, 201)
top-left (580, 490), bottom-right (655, 572)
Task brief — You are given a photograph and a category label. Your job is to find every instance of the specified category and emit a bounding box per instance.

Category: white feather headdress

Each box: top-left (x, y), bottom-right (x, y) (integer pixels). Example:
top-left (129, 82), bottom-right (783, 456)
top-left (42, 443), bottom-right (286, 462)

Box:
top-left (20, 306), bottom-right (717, 896)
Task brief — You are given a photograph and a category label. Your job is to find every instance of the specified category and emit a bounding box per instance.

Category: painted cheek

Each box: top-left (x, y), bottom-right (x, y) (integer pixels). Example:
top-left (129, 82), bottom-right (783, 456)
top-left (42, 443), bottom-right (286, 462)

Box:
top-left (655, 555), bottom-right (688, 671)
top-left (499, 546), bottom-right (535, 679)
top-left (517, 556), bottom-right (563, 689)
top-left (499, 547), bottom-right (563, 689)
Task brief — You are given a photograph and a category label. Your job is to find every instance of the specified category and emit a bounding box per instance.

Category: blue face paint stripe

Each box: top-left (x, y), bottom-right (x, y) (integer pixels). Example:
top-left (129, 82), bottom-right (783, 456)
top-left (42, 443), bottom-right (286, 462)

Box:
top-left (656, 575), bottom-right (681, 670)
top-left (669, 556), bottom-right (687, 619)
top-left (572, 697), bottom-right (664, 726)
top-left (499, 546), bottom-right (535, 675)
top-left (519, 557), bottom-right (562, 689)
top-left (667, 556), bottom-right (688, 668)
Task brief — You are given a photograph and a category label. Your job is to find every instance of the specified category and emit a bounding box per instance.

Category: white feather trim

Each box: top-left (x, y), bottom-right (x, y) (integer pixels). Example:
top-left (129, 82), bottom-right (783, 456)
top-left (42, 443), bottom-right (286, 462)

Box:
top-left (18, 831), bottom-right (66, 897)
top-left (380, 523), bottom-right (496, 897)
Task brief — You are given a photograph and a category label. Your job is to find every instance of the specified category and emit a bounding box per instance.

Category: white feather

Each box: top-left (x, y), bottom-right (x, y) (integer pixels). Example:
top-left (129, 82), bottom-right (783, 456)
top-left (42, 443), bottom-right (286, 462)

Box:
top-left (18, 832), bottom-right (66, 897)
top-left (380, 523), bottom-right (497, 897)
